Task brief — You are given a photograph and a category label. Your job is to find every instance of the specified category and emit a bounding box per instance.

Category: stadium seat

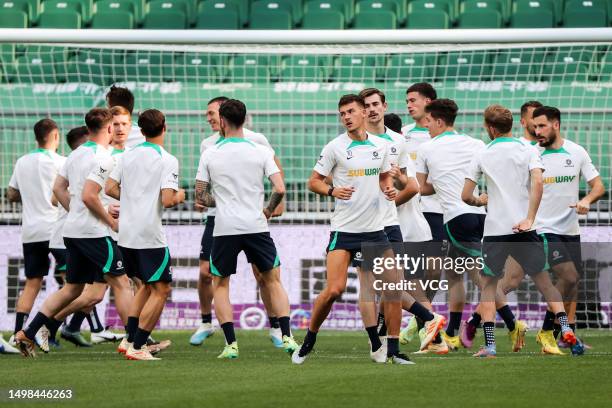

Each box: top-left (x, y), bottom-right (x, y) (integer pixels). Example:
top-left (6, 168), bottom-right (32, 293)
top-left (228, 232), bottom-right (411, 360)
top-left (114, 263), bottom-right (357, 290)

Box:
top-left (492, 49), bottom-right (546, 80)
top-left (406, 9), bottom-right (449, 28)
top-left (1, 0), bottom-right (40, 24)
top-left (510, 9), bottom-right (554, 28)
top-left (355, 0), bottom-right (400, 23)
top-left (13, 52), bottom-right (61, 82)
top-left (168, 53), bottom-right (219, 82)
top-left (458, 8), bottom-right (502, 28)
top-left (437, 50), bottom-right (492, 81)
top-left (302, 9), bottom-right (345, 28)
top-left (251, 0), bottom-right (300, 26)
top-left (280, 55), bottom-right (333, 81)
top-left (0, 8), bottom-right (28, 27)
top-left (196, 1), bottom-right (240, 28)
top-left (564, 0), bottom-right (608, 27)
top-left (143, 1), bottom-right (188, 29)
top-left (600, 50), bottom-right (612, 79)
top-left (91, 10), bottom-right (133, 28)
top-left (353, 9), bottom-right (396, 28)
top-left (334, 55), bottom-right (378, 81)
top-left (230, 55), bottom-right (273, 82)
top-left (121, 51), bottom-right (172, 81)
top-left (385, 53), bottom-right (437, 81)
top-left (199, 0), bottom-right (249, 27)
top-left (37, 9), bottom-right (81, 27)
top-left (542, 48), bottom-right (596, 81)
top-left (42, 0), bottom-right (92, 23)
top-left (513, 0), bottom-right (559, 26)
top-left (408, 0), bottom-right (453, 22)
top-left (147, 0), bottom-right (196, 25)
top-left (61, 49), bottom-right (118, 84)
top-left (96, 0), bottom-right (145, 25)
top-left (460, 0), bottom-right (508, 22)
top-left (305, 0), bottom-right (351, 23)
top-left (1, 0), bottom-right (31, 23)
top-left (250, 8), bottom-right (292, 28)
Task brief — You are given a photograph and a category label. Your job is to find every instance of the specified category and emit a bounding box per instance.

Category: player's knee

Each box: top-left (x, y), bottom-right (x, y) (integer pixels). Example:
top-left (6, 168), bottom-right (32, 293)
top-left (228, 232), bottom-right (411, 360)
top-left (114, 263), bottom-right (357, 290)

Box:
top-left (199, 271), bottom-right (213, 285)
top-left (90, 293), bottom-right (105, 305)
top-left (154, 283), bottom-right (172, 298)
top-left (327, 286), bottom-right (346, 301)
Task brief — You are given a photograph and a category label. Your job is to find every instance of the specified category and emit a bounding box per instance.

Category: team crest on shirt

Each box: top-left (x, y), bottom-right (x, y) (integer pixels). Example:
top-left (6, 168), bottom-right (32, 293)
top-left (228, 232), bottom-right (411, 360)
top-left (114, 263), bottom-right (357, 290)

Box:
top-left (346, 150), bottom-right (353, 160)
top-left (116, 260), bottom-right (123, 270)
top-left (564, 159), bottom-right (574, 168)
top-left (99, 166), bottom-right (106, 174)
top-left (355, 251), bottom-right (363, 260)
top-left (372, 151), bottom-right (381, 160)
top-left (172, 173), bottom-right (178, 179)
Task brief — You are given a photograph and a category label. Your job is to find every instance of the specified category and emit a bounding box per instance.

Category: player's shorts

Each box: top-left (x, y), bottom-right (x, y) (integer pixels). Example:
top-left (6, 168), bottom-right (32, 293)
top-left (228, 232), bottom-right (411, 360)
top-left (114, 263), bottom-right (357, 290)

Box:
top-left (481, 231), bottom-right (545, 278)
top-left (210, 232), bottom-right (280, 278)
top-left (540, 233), bottom-right (582, 273)
top-left (199, 216), bottom-right (215, 261)
top-left (384, 225), bottom-right (403, 243)
top-left (327, 230), bottom-right (391, 268)
top-left (64, 237), bottom-right (125, 284)
top-left (445, 213), bottom-right (485, 259)
top-left (423, 212), bottom-right (448, 257)
top-left (23, 241), bottom-right (66, 279)
top-left (50, 248), bottom-right (67, 273)
top-left (120, 246), bottom-right (172, 283)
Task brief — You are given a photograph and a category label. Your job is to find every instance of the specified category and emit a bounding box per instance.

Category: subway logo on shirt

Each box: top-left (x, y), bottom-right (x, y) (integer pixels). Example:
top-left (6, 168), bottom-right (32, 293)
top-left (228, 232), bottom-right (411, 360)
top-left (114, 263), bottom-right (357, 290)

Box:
top-left (347, 168), bottom-right (381, 177)
top-left (543, 175), bottom-right (576, 184)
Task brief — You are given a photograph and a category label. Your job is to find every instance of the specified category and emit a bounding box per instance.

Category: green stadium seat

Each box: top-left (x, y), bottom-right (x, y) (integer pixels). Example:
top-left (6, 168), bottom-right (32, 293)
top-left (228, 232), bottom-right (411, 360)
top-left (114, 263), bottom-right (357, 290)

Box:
top-left (230, 55), bottom-right (273, 82)
top-left (1, 44), bottom-right (15, 65)
top-left (307, 0), bottom-right (354, 23)
top-left (195, 6), bottom-right (239, 28)
top-left (2, 0), bottom-right (40, 24)
top-left (334, 55), bottom-right (378, 81)
top-left (147, 0), bottom-right (196, 25)
top-left (252, 0), bottom-right (300, 25)
top-left (384, 53), bottom-right (437, 81)
top-left (43, 0), bottom-right (92, 23)
top-left (510, 9), bottom-right (554, 28)
top-left (437, 50), bottom-right (492, 81)
top-left (280, 55), bottom-right (332, 81)
top-left (199, 0), bottom-right (249, 27)
top-left (409, 0), bottom-right (453, 21)
top-left (600, 50), bottom-right (612, 79)
top-left (458, 8), bottom-right (501, 28)
top-left (564, 0), bottom-right (607, 27)
top-left (143, 1), bottom-right (188, 28)
top-left (13, 52), bottom-right (60, 82)
top-left (302, 9), bottom-right (344, 28)
top-left (406, 9), bottom-right (449, 28)
top-left (460, 0), bottom-right (507, 22)
top-left (353, 9), bottom-right (396, 28)
top-left (38, 9), bottom-right (82, 27)
top-left (356, 0), bottom-right (399, 23)
top-left (122, 51), bottom-right (172, 81)
top-left (96, 0), bottom-right (145, 25)
top-left (1, 0), bottom-right (31, 24)
top-left (91, 10), bottom-right (133, 28)
top-left (0, 8), bottom-right (28, 27)
top-left (492, 49), bottom-right (546, 80)
top-left (513, 0), bottom-right (558, 25)
top-left (542, 48), bottom-right (596, 81)
top-left (61, 49), bottom-right (117, 84)
top-left (167, 53), bottom-right (219, 82)
top-left (250, 8), bottom-right (292, 28)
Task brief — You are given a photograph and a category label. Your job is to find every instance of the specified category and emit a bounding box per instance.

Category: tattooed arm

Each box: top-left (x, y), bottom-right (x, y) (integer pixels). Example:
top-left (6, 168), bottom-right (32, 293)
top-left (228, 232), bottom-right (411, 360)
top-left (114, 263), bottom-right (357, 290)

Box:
top-left (195, 180), bottom-right (216, 208)
top-left (263, 173), bottom-right (286, 219)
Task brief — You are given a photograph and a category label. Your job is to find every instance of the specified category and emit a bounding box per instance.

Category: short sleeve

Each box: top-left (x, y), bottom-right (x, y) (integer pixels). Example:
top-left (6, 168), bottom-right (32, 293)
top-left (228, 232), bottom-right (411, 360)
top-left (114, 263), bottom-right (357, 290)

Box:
top-left (579, 147), bottom-right (599, 182)
top-left (252, 133), bottom-right (275, 156)
top-left (263, 148), bottom-right (280, 177)
top-left (466, 154), bottom-right (482, 183)
top-left (109, 154), bottom-right (122, 183)
top-left (397, 141), bottom-right (411, 170)
top-left (313, 143), bottom-right (335, 177)
top-left (161, 155), bottom-right (179, 191)
top-left (380, 146), bottom-right (391, 173)
top-left (87, 155), bottom-right (114, 188)
top-left (195, 151), bottom-right (209, 182)
top-left (415, 145), bottom-right (428, 174)
top-left (8, 161), bottom-right (19, 189)
top-left (528, 146), bottom-right (545, 171)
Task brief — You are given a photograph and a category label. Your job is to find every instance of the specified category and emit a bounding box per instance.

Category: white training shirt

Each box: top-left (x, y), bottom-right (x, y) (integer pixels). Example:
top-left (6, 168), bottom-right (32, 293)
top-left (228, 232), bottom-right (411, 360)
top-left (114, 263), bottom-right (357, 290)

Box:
top-left (198, 128), bottom-right (275, 217)
top-left (397, 160), bottom-right (433, 242)
top-left (375, 127), bottom-right (410, 227)
top-left (196, 137), bottom-right (280, 237)
top-left (109, 141), bottom-right (179, 249)
top-left (9, 149), bottom-right (65, 243)
top-left (416, 130), bottom-right (487, 224)
top-left (61, 141), bottom-right (113, 239)
top-left (314, 132), bottom-right (391, 233)
top-left (468, 137), bottom-right (545, 237)
top-left (126, 124), bottom-right (145, 149)
top-left (534, 139), bottom-right (600, 236)
top-left (402, 123), bottom-right (443, 214)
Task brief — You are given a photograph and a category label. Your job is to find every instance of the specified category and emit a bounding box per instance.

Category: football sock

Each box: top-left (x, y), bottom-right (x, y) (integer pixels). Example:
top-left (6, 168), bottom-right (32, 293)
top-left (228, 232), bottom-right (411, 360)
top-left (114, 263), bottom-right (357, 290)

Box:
top-left (133, 328), bottom-right (151, 350)
top-left (47, 318), bottom-right (62, 341)
top-left (87, 307), bottom-right (104, 333)
top-left (279, 316), bottom-right (291, 338)
top-left (468, 312), bottom-right (482, 328)
top-left (221, 322), bottom-right (236, 344)
top-left (553, 323), bottom-right (562, 339)
top-left (67, 311), bottom-right (88, 332)
top-left (269, 316), bottom-right (280, 329)
top-left (127, 316), bottom-right (139, 343)
top-left (24, 312), bottom-right (49, 341)
top-left (483, 322), bottom-right (496, 347)
top-left (202, 313), bottom-right (212, 324)
top-left (432, 333), bottom-right (442, 344)
top-left (416, 317), bottom-right (425, 330)
top-left (386, 337), bottom-right (399, 358)
top-left (408, 302), bottom-right (434, 322)
top-left (497, 305), bottom-right (516, 332)
top-left (556, 313), bottom-right (571, 332)
top-left (446, 311), bottom-right (462, 337)
top-left (569, 323), bottom-right (576, 332)
top-left (377, 312), bottom-right (387, 337)
top-left (14, 312), bottom-right (28, 334)
top-left (299, 330), bottom-right (317, 357)
top-left (542, 310), bottom-right (555, 331)
top-left (366, 326), bottom-right (382, 352)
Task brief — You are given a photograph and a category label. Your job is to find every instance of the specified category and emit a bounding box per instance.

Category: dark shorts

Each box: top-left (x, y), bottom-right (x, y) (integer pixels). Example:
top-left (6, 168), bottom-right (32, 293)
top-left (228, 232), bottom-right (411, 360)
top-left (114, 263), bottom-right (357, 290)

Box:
top-left (541, 233), bottom-right (582, 273)
top-left (384, 225), bottom-right (403, 243)
top-left (120, 246), bottom-right (173, 283)
top-left (50, 248), bottom-right (67, 273)
top-left (210, 232), bottom-right (279, 278)
top-left (423, 212), bottom-right (448, 257)
top-left (445, 213), bottom-right (485, 259)
top-left (327, 230), bottom-right (391, 268)
top-left (64, 237), bottom-right (125, 284)
top-left (23, 241), bottom-right (66, 279)
top-left (199, 216), bottom-right (215, 261)
top-left (481, 231), bottom-right (546, 278)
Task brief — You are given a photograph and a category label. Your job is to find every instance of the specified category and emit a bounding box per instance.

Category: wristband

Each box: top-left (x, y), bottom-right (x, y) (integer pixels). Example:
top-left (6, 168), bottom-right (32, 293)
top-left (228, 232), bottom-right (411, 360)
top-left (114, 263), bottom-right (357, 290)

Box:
top-left (328, 186), bottom-right (335, 197)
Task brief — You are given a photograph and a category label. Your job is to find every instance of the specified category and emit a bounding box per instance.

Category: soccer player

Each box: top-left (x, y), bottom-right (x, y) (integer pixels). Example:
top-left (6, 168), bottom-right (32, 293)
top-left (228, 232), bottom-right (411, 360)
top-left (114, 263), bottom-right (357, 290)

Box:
top-left (14, 108), bottom-right (125, 357)
top-left (194, 99), bottom-right (297, 359)
top-left (462, 104), bottom-right (578, 358)
top-left (384, 113), bottom-right (403, 134)
top-left (106, 85), bottom-right (145, 148)
top-left (293, 94), bottom-right (443, 365)
top-left (105, 109), bottom-right (184, 361)
top-left (518, 101), bottom-right (543, 145)
top-left (191, 96), bottom-right (290, 348)
top-left (7, 119), bottom-right (65, 353)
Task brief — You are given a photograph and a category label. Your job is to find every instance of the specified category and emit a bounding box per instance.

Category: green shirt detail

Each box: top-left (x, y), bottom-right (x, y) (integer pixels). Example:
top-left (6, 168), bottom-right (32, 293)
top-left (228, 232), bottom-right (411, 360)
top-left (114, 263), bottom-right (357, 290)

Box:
top-left (541, 147), bottom-right (571, 156)
top-left (29, 148), bottom-right (51, 157)
top-left (217, 137), bottom-right (256, 148)
top-left (487, 137), bottom-right (524, 148)
top-left (134, 141), bottom-right (162, 156)
top-left (347, 139), bottom-right (375, 150)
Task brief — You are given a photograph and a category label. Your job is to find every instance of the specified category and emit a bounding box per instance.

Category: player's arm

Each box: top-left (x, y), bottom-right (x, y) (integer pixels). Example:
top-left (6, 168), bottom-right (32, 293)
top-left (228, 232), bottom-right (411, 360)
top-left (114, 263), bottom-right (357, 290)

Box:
top-left (572, 176), bottom-right (605, 215)
top-left (263, 172), bottom-right (286, 219)
top-left (53, 175), bottom-right (70, 211)
top-left (105, 178), bottom-right (121, 200)
top-left (379, 171), bottom-right (397, 201)
top-left (161, 188), bottom-right (185, 208)
top-left (513, 168), bottom-right (543, 233)
top-left (161, 156), bottom-right (185, 209)
top-left (394, 169), bottom-right (419, 206)
top-left (270, 155), bottom-right (285, 217)
top-left (195, 180), bottom-right (215, 208)
top-left (82, 180), bottom-right (118, 231)
top-left (308, 171), bottom-right (354, 199)
top-left (7, 187), bottom-right (21, 203)
top-left (461, 179), bottom-right (488, 207)
top-left (416, 172), bottom-right (435, 196)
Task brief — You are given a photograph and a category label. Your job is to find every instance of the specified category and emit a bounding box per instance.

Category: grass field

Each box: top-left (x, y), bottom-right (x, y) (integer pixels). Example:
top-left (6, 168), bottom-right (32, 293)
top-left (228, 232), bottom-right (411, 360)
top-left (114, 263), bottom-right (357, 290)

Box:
top-left (2, 329), bottom-right (612, 408)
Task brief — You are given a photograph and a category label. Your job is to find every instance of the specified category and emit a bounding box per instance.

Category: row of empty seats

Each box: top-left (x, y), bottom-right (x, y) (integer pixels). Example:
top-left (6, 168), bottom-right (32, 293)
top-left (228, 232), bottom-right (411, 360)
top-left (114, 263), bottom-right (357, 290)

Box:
top-left (1, 0), bottom-right (612, 29)
top-left (1, 47), bottom-right (611, 83)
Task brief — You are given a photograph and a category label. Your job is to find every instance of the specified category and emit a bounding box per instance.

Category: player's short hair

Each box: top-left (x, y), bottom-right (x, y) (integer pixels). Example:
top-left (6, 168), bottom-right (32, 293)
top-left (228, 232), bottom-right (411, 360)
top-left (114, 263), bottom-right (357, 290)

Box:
top-left (138, 109), bottom-right (166, 138)
top-left (484, 104), bottom-right (513, 134)
top-left (66, 126), bottom-right (89, 150)
top-left (85, 108), bottom-right (113, 134)
top-left (208, 96), bottom-right (229, 106)
top-left (218, 99), bottom-right (247, 128)
top-left (338, 94), bottom-right (365, 109)
top-left (533, 106), bottom-right (561, 125)
top-left (406, 82), bottom-right (437, 100)
top-left (33, 118), bottom-right (58, 145)
top-left (359, 88), bottom-right (386, 104)
top-left (106, 85), bottom-right (135, 114)
top-left (520, 100), bottom-right (543, 118)
top-left (110, 105), bottom-right (131, 118)
top-left (384, 113), bottom-right (402, 134)
top-left (425, 98), bottom-right (458, 126)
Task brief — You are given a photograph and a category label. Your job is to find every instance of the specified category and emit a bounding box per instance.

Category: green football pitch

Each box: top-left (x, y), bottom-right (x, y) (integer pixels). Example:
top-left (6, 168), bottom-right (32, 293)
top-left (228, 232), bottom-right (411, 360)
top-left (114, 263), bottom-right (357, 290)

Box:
top-left (2, 329), bottom-right (612, 408)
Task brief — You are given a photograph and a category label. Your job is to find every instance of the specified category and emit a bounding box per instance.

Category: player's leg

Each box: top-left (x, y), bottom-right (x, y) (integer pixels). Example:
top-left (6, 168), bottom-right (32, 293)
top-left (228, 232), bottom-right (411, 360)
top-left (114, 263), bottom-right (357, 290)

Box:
top-left (55, 283), bottom-right (107, 347)
top-left (191, 218), bottom-right (215, 345)
top-left (47, 249), bottom-right (68, 347)
top-left (120, 282), bottom-right (151, 353)
top-left (253, 264), bottom-right (286, 348)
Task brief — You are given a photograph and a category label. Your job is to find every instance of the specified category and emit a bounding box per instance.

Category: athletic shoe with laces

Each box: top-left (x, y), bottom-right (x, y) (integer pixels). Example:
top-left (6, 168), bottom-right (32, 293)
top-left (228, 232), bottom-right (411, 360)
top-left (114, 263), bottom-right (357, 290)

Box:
top-left (440, 331), bottom-right (461, 351)
top-left (282, 335), bottom-right (299, 354)
top-left (125, 344), bottom-right (160, 361)
top-left (413, 339), bottom-right (449, 355)
top-left (291, 345), bottom-right (310, 365)
top-left (459, 320), bottom-right (476, 348)
top-left (35, 326), bottom-right (50, 353)
top-left (217, 342), bottom-right (239, 359)
top-left (15, 330), bottom-right (36, 358)
top-left (420, 314), bottom-right (446, 351)
top-left (473, 345), bottom-right (496, 358)
top-left (60, 327), bottom-right (92, 347)
top-left (189, 322), bottom-right (215, 346)
top-left (536, 330), bottom-right (565, 355)
top-left (508, 320), bottom-right (528, 352)
top-left (399, 317), bottom-right (418, 345)
top-left (149, 340), bottom-right (172, 355)
top-left (561, 328), bottom-right (577, 347)
top-left (370, 344), bottom-right (387, 363)
top-left (386, 353), bottom-right (415, 365)
top-left (90, 327), bottom-right (125, 344)
top-left (269, 327), bottom-right (284, 348)
top-left (571, 338), bottom-right (585, 356)
top-left (117, 338), bottom-right (131, 354)
top-left (0, 334), bottom-right (20, 354)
